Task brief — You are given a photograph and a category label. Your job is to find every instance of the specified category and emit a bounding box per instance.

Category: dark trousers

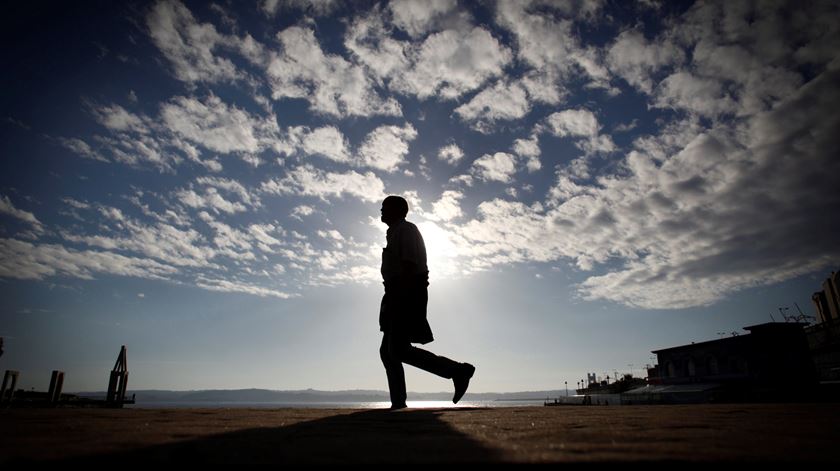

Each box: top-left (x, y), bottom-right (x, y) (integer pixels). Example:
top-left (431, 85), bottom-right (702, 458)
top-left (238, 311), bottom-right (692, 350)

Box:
top-left (379, 330), bottom-right (462, 405)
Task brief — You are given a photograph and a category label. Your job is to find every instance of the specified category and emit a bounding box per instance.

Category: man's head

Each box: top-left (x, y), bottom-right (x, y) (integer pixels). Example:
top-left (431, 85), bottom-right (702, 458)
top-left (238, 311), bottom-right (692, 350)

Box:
top-left (381, 195), bottom-right (408, 226)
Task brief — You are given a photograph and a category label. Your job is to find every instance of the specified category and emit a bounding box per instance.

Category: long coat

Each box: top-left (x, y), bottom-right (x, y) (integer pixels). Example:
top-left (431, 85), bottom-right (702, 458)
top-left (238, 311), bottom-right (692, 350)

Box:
top-left (379, 276), bottom-right (434, 344)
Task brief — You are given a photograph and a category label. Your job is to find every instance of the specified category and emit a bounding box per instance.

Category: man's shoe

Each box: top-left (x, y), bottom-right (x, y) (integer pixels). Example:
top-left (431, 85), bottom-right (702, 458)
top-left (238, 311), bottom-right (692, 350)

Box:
top-left (452, 363), bottom-right (475, 404)
top-left (389, 403), bottom-right (407, 410)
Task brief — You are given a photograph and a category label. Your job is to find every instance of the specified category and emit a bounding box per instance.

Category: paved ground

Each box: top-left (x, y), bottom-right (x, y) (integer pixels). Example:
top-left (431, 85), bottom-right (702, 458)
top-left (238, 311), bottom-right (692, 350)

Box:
top-left (2, 403), bottom-right (839, 463)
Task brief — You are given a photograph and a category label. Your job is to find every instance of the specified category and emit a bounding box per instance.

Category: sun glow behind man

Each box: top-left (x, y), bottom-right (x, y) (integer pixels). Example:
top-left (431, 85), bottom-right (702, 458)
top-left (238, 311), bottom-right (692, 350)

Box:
top-left (417, 221), bottom-right (460, 282)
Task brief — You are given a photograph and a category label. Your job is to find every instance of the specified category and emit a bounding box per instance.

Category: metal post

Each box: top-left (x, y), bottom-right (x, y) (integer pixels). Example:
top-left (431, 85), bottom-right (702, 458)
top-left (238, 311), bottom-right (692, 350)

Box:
top-left (48, 370), bottom-right (64, 404)
top-left (1, 370), bottom-right (19, 403)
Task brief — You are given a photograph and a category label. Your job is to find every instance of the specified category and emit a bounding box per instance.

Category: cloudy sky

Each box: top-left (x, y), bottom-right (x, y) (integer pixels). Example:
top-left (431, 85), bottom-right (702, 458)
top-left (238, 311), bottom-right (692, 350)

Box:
top-left (1, 0), bottom-right (839, 394)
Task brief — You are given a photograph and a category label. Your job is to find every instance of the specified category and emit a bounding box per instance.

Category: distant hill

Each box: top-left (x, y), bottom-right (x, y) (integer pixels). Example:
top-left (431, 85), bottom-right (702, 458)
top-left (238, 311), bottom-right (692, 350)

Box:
top-left (72, 388), bottom-right (567, 403)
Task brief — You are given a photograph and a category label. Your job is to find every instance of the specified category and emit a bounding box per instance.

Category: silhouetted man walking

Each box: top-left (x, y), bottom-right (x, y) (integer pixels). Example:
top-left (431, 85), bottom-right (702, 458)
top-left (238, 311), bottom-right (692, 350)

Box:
top-left (378, 195), bottom-right (475, 410)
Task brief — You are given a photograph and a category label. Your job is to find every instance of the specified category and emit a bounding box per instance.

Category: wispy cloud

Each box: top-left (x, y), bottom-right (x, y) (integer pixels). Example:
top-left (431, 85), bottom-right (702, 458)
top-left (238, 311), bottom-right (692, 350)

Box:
top-left (0, 238), bottom-right (178, 281)
top-left (0, 195), bottom-right (43, 232)
top-left (261, 165), bottom-right (386, 203)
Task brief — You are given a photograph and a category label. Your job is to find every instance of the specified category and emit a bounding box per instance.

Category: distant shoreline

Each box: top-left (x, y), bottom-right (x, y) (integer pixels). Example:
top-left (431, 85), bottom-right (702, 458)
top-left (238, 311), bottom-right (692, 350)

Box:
top-left (126, 399), bottom-right (546, 409)
top-left (68, 388), bottom-right (568, 404)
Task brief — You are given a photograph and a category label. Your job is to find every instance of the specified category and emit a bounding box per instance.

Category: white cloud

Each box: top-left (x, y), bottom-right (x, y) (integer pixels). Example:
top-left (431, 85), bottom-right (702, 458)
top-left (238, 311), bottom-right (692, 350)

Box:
top-left (519, 70), bottom-right (566, 105)
top-left (241, 154), bottom-right (261, 168)
top-left (69, 93), bottom-right (281, 173)
top-left (454, 81), bottom-right (530, 132)
top-left (290, 205), bottom-right (315, 220)
top-left (261, 0), bottom-right (338, 17)
top-left (58, 138), bottom-right (108, 162)
top-left (428, 190), bottom-right (464, 221)
top-left (161, 94), bottom-right (280, 154)
top-left (437, 143), bottom-right (464, 165)
top-left (545, 109), bottom-right (615, 155)
top-left (614, 119), bottom-right (639, 133)
top-left (389, 0), bottom-right (458, 38)
top-left (0, 238), bottom-right (177, 281)
top-left (176, 188), bottom-right (247, 214)
top-left (344, 11), bottom-right (411, 79)
top-left (400, 190), bottom-right (424, 217)
top-left (0, 232), bottom-right (295, 299)
top-left (0, 195), bottom-right (43, 231)
top-left (495, 1), bottom-right (613, 92)
top-left (267, 26), bottom-right (402, 118)
top-left (452, 199), bottom-right (555, 269)
top-left (93, 133), bottom-right (176, 172)
top-left (62, 198), bottom-right (90, 210)
top-left (393, 27), bottom-right (513, 99)
top-left (311, 264), bottom-right (382, 286)
top-left (578, 134), bottom-right (616, 155)
top-left (470, 152), bottom-right (518, 183)
top-left (299, 126), bottom-right (350, 163)
top-left (653, 71), bottom-right (737, 118)
top-left (147, 0), bottom-right (265, 84)
top-left (496, 2), bottom-right (573, 72)
top-left (318, 229), bottom-right (344, 242)
top-left (261, 165), bottom-right (386, 203)
top-left (357, 123), bottom-right (417, 172)
top-left (346, 10), bottom-right (511, 101)
top-left (196, 212), bottom-right (255, 260)
top-left (91, 104), bottom-right (149, 134)
top-left (97, 206), bottom-right (126, 222)
top-left (62, 214), bottom-right (218, 269)
top-left (249, 223), bottom-right (285, 249)
top-left (174, 177), bottom-right (259, 216)
top-left (195, 177), bottom-right (259, 208)
top-left (512, 135), bottom-right (541, 172)
top-left (632, 2), bottom-right (826, 121)
top-left (606, 29), bottom-right (684, 93)
top-left (546, 109), bottom-right (599, 137)
top-left (195, 276), bottom-right (294, 298)
top-left (449, 174), bottom-right (474, 187)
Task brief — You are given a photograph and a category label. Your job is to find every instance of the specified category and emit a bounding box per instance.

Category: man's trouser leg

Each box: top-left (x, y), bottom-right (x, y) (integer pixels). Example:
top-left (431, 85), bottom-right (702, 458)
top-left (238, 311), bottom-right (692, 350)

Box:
top-left (380, 331), bottom-right (407, 405)
top-left (380, 331), bottom-right (463, 404)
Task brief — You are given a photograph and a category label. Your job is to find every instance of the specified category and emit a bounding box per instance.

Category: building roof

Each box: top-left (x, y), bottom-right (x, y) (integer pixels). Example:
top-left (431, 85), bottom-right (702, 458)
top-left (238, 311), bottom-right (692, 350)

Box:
top-left (651, 322), bottom-right (807, 354)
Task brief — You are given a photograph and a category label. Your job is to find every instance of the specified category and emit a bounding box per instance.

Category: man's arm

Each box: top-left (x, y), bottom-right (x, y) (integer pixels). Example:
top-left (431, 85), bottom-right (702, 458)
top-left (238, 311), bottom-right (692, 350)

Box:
top-left (396, 224), bottom-right (424, 282)
top-left (400, 260), bottom-right (418, 278)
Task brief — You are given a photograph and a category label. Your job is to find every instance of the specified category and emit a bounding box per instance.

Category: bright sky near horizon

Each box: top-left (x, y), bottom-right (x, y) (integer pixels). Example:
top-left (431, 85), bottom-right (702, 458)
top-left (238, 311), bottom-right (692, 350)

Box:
top-left (1, 0), bottom-right (839, 394)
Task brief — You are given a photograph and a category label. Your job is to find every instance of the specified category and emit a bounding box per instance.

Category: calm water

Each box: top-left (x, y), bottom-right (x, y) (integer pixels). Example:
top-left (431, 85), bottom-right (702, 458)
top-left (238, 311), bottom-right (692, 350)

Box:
top-left (127, 400), bottom-right (547, 409)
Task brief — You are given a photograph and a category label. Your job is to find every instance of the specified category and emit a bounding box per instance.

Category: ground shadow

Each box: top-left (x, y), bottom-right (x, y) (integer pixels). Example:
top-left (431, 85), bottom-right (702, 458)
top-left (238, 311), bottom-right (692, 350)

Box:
top-left (56, 408), bottom-right (505, 464)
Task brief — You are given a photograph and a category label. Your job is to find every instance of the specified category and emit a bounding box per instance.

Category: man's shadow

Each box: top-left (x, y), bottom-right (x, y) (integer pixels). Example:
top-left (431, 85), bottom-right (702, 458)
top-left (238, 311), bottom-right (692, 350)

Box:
top-left (61, 408), bottom-right (504, 464)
